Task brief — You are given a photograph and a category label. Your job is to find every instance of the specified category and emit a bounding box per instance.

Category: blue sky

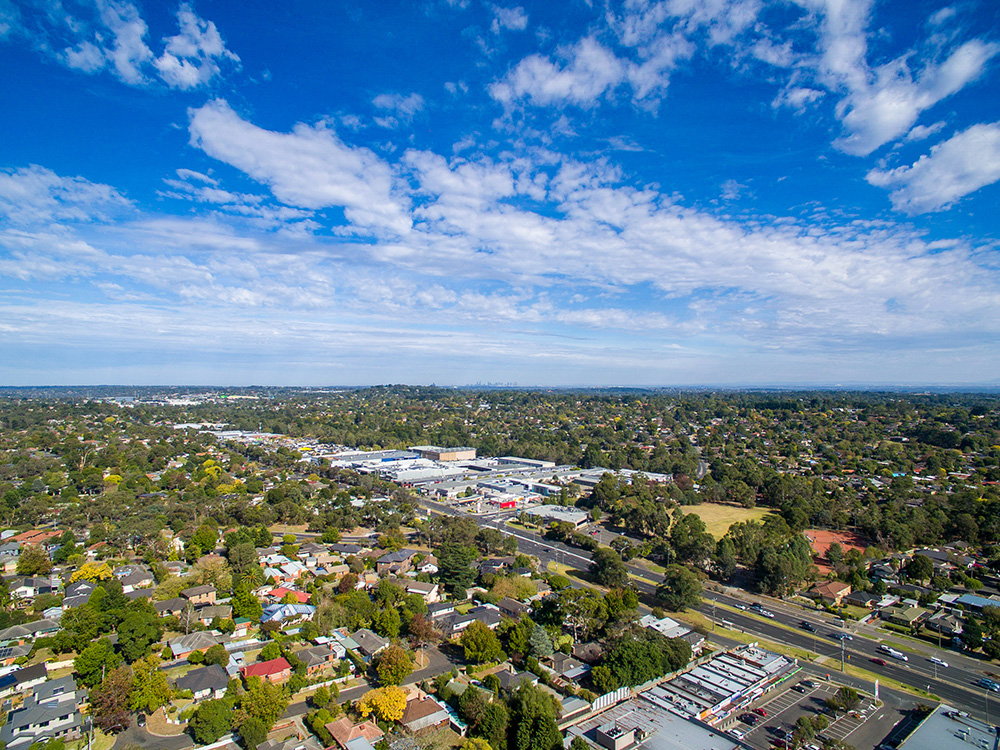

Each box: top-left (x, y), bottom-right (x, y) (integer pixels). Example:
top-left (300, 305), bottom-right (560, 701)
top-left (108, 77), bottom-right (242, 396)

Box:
top-left (1, 0), bottom-right (999, 386)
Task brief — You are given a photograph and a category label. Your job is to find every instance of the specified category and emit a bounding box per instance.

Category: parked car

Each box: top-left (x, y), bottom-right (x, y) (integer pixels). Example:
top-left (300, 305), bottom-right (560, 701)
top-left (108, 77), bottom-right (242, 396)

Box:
top-left (739, 713), bottom-right (760, 725)
top-left (729, 729), bottom-right (746, 740)
top-left (801, 680), bottom-right (817, 688)
top-left (791, 684), bottom-right (807, 693)
top-left (754, 708), bottom-right (768, 717)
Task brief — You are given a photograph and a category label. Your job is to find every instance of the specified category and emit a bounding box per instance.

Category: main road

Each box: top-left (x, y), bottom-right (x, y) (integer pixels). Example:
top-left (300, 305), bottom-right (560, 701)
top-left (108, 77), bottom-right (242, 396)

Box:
top-left (417, 497), bottom-right (996, 722)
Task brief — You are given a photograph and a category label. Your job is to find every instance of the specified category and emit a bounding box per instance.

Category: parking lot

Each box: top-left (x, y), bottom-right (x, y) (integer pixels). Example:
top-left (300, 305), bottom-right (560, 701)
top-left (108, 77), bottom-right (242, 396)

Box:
top-left (720, 676), bottom-right (906, 750)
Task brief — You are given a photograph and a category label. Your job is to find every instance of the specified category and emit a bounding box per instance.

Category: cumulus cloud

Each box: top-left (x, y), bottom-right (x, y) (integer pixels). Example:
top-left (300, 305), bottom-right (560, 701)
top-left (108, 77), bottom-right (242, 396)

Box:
top-left (153, 3), bottom-right (240, 89)
top-left (491, 5), bottom-right (528, 34)
top-left (490, 37), bottom-right (629, 107)
top-left (6, 0), bottom-right (237, 88)
top-left (866, 121), bottom-right (1000, 213)
top-left (187, 100), bottom-right (411, 234)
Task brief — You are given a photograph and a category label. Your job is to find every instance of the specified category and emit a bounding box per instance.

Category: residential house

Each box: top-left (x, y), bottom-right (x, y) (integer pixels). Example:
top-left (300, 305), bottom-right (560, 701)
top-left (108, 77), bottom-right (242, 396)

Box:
top-left (925, 611), bottom-right (964, 638)
top-left (495, 669), bottom-right (538, 693)
top-left (350, 628), bottom-right (389, 659)
top-left (376, 549), bottom-right (419, 576)
top-left (62, 580), bottom-right (97, 609)
top-left (417, 555), bottom-right (438, 575)
top-left (545, 653), bottom-right (589, 682)
top-left (328, 543), bottom-right (365, 556)
top-left (197, 604), bottom-right (233, 625)
top-left (175, 664), bottom-right (230, 701)
top-left (881, 605), bottom-right (927, 628)
top-left (182, 584), bottom-right (217, 605)
top-left (241, 657), bottom-right (292, 685)
top-left (438, 605), bottom-right (503, 637)
top-left (154, 597), bottom-right (187, 618)
top-left (811, 581), bottom-right (852, 606)
top-left (267, 587), bottom-right (310, 604)
top-left (9, 576), bottom-right (57, 599)
top-left (400, 696), bottom-right (450, 734)
top-left (258, 736), bottom-right (324, 750)
top-left (478, 557), bottom-right (514, 577)
top-left (497, 597), bottom-right (531, 619)
top-left (260, 603), bottom-right (316, 627)
top-left (324, 717), bottom-right (384, 750)
top-left (0, 676), bottom-right (84, 750)
top-left (844, 591), bottom-right (880, 609)
top-left (169, 631), bottom-right (222, 660)
top-left (114, 563), bottom-right (155, 592)
top-left (0, 643), bottom-right (31, 666)
top-left (0, 619), bottom-right (59, 644)
top-left (388, 579), bottom-right (440, 603)
top-left (294, 645), bottom-right (340, 676)
top-left (0, 664), bottom-right (47, 698)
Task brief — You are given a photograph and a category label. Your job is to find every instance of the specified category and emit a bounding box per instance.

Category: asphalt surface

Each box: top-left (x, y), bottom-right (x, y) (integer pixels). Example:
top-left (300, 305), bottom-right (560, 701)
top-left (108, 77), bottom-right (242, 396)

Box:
top-left (418, 496), bottom-right (996, 722)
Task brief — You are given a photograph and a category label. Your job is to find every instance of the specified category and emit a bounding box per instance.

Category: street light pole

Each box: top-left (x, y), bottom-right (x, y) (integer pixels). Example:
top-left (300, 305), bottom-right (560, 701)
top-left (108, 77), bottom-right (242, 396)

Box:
top-left (841, 638), bottom-right (846, 673)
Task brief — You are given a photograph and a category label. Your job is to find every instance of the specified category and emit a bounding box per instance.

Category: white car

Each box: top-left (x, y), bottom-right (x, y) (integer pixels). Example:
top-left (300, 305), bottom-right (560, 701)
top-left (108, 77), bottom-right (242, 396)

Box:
top-left (929, 656), bottom-right (949, 668)
top-left (728, 729), bottom-right (746, 740)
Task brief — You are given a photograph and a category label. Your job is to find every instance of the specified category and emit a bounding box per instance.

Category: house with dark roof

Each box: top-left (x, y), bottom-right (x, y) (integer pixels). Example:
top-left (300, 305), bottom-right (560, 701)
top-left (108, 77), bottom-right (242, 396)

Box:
top-left (351, 628), bottom-right (389, 659)
top-left (376, 549), bottom-right (419, 575)
top-left (154, 597), bottom-right (188, 617)
top-left (0, 676), bottom-right (84, 750)
top-left (497, 597), bottom-right (531, 619)
top-left (62, 580), bottom-right (97, 609)
top-left (175, 664), bottom-right (230, 701)
top-left (258, 736), bottom-right (324, 750)
top-left (0, 663), bottom-right (47, 698)
top-left (169, 630), bottom-right (222, 659)
top-left (844, 591), bottom-right (880, 609)
top-left (197, 604), bottom-right (233, 625)
top-left (181, 584), bottom-right (216, 605)
top-left (294, 645), bottom-right (341, 675)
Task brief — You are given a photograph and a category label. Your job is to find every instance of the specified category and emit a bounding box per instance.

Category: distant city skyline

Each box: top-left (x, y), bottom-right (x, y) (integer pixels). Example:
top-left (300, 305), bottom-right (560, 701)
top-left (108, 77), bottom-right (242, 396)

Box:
top-left (1, 0), bottom-right (998, 386)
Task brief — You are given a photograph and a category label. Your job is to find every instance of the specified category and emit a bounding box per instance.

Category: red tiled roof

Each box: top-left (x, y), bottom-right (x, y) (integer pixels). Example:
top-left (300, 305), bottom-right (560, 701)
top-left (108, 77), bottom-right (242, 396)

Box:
top-left (241, 657), bottom-right (291, 678)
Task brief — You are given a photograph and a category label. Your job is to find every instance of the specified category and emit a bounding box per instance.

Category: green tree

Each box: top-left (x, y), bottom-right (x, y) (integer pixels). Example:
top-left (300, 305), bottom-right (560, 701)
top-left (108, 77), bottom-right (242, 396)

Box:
top-left (116, 610), bottom-right (163, 663)
top-left (588, 547), bottom-right (628, 588)
top-left (528, 625), bottom-right (554, 658)
top-left (130, 655), bottom-right (172, 714)
top-left (259, 642), bottom-right (282, 662)
top-left (509, 682), bottom-right (562, 750)
top-left (656, 565), bottom-right (702, 612)
top-left (232, 583), bottom-right (263, 620)
top-left (17, 544), bottom-right (52, 575)
top-left (74, 639), bottom-right (123, 688)
top-left (461, 620), bottom-right (505, 664)
top-left (237, 717), bottom-right (268, 750)
top-left (375, 645), bottom-right (413, 686)
top-left (907, 554), bottom-right (934, 582)
top-left (189, 699), bottom-right (233, 744)
top-left (964, 618), bottom-right (984, 650)
top-left (436, 539), bottom-right (477, 594)
top-left (204, 644), bottom-right (230, 667)
top-left (235, 677), bottom-right (288, 730)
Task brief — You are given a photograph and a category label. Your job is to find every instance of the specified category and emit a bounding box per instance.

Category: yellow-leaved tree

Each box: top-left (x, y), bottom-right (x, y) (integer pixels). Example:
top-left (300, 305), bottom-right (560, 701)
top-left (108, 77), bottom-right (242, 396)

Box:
top-left (355, 686), bottom-right (406, 723)
top-left (70, 561), bottom-right (113, 583)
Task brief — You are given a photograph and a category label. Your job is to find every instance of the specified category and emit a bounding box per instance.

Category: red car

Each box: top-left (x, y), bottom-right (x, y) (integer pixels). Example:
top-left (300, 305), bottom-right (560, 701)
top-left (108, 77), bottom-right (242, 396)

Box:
top-left (871, 657), bottom-right (887, 666)
top-left (753, 708), bottom-right (768, 717)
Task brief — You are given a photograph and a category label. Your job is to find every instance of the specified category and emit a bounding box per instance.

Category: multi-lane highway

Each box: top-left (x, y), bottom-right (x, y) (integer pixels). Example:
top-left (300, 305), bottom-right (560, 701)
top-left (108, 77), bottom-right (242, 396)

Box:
top-left (418, 497), bottom-right (997, 722)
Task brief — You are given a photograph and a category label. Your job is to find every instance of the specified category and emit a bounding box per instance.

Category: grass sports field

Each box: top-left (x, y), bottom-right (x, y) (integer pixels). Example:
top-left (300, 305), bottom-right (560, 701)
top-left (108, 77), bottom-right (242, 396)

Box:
top-left (680, 502), bottom-right (773, 539)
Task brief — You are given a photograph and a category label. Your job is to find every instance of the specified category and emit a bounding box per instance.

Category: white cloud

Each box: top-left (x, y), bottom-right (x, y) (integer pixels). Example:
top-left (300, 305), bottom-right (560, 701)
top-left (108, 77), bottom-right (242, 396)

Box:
top-left (11, 0), bottom-right (237, 88)
top-left (772, 85), bottom-right (824, 111)
top-left (905, 121), bottom-right (945, 142)
top-left (0, 165), bottom-right (131, 226)
top-left (371, 93), bottom-right (425, 128)
top-left (490, 37), bottom-right (628, 107)
top-left (188, 100), bottom-right (411, 234)
top-left (153, 2), bottom-right (240, 89)
top-left (866, 121), bottom-right (1000, 213)
top-left (491, 5), bottom-right (528, 34)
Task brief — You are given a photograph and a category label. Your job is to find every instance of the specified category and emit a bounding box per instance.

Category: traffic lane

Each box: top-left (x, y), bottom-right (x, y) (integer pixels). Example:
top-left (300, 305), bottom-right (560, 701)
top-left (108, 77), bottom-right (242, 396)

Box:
top-left (697, 604), bottom-right (988, 718)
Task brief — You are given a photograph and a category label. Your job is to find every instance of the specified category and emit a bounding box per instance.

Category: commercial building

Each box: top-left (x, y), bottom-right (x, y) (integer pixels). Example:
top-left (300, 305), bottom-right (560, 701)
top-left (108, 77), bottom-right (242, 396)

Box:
top-left (897, 704), bottom-right (998, 750)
